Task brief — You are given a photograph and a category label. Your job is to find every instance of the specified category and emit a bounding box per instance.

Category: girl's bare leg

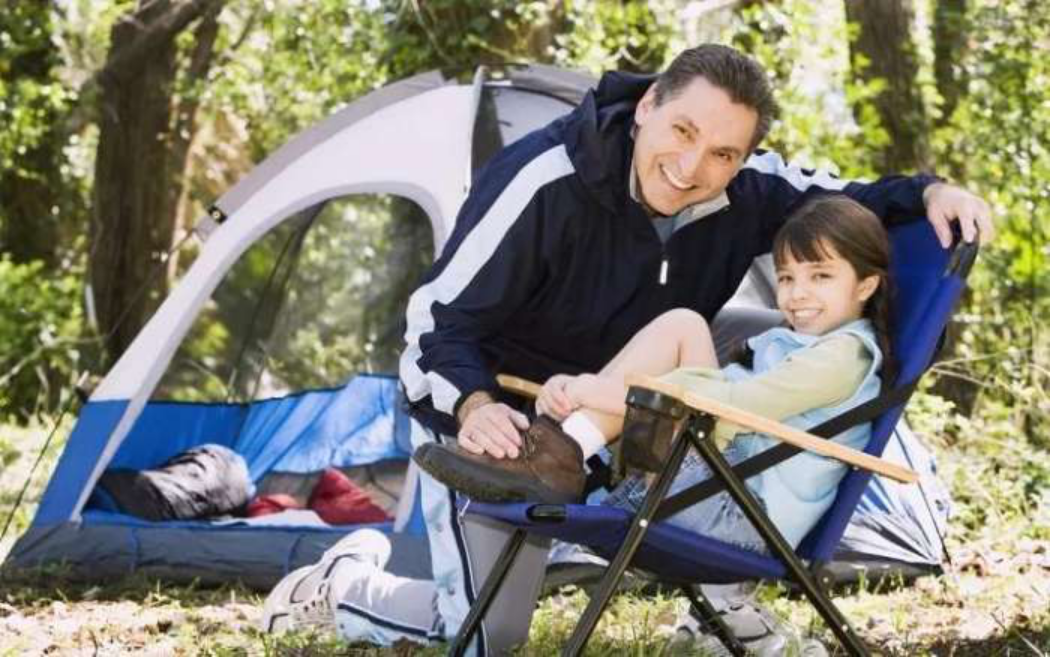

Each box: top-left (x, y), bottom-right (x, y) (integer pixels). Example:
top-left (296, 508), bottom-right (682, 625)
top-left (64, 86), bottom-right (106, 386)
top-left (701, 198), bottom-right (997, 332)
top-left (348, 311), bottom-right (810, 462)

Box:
top-left (577, 309), bottom-right (718, 439)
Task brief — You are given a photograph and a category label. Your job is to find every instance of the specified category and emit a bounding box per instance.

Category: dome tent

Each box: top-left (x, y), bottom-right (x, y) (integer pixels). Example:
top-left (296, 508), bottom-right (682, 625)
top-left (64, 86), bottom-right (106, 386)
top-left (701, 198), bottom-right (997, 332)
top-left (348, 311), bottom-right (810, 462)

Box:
top-left (6, 65), bottom-right (590, 588)
top-left (5, 65), bottom-right (948, 591)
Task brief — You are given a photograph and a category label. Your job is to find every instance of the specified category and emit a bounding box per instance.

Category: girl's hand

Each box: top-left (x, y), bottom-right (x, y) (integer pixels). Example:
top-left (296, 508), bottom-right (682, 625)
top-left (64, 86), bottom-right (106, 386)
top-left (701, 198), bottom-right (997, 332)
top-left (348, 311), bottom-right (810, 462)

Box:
top-left (563, 373), bottom-right (598, 406)
top-left (536, 374), bottom-right (579, 421)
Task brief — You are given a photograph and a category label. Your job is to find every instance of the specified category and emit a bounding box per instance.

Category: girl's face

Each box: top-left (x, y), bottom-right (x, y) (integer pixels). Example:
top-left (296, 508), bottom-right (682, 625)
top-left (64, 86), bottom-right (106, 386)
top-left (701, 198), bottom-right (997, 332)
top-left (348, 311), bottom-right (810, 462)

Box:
top-left (775, 240), bottom-right (880, 336)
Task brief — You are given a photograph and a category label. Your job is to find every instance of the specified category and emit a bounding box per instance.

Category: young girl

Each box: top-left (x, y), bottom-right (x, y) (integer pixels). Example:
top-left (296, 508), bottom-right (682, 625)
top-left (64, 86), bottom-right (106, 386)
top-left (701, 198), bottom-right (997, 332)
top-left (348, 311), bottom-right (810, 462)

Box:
top-left (537, 193), bottom-right (892, 551)
top-left (415, 193), bottom-right (892, 552)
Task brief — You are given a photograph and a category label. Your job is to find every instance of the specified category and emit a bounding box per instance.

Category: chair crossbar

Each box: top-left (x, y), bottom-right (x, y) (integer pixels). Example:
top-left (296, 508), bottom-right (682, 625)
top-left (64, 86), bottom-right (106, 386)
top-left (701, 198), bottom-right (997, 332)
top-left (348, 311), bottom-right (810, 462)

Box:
top-left (685, 418), bottom-right (869, 656)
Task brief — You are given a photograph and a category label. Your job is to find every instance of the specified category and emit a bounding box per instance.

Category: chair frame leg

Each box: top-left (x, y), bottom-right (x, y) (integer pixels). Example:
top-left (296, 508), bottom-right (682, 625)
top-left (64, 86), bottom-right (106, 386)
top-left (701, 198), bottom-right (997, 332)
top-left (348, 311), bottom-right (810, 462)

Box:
top-left (686, 426), bottom-right (870, 657)
top-left (451, 411), bottom-right (870, 657)
top-left (561, 416), bottom-right (711, 657)
top-left (681, 584), bottom-right (749, 657)
top-left (449, 528), bottom-right (529, 657)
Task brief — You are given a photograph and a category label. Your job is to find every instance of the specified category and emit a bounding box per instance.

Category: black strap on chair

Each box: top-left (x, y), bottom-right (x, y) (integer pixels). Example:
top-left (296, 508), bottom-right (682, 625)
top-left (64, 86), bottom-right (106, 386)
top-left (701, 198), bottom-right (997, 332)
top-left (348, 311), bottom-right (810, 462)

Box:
top-left (653, 377), bottom-right (921, 522)
top-left (584, 455), bottom-right (614, 494)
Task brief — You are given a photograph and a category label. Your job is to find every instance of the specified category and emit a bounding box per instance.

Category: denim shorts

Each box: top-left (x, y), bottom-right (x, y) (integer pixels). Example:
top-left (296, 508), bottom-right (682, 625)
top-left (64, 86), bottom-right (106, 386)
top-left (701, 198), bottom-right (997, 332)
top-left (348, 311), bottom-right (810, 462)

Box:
top-left (602, 448), bottom-right (769, 555)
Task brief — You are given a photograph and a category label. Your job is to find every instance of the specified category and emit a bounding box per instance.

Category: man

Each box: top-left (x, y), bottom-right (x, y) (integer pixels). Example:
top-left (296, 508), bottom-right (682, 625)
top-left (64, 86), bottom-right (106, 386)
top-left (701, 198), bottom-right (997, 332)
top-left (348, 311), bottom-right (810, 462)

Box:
top-left (265, 44), bottom-right (992, 653)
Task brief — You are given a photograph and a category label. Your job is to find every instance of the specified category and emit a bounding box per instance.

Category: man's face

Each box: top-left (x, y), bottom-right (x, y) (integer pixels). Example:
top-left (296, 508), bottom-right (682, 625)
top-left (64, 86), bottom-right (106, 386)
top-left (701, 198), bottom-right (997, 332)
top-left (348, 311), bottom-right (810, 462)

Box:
top-left (633, 76), bottom-right (758, 216)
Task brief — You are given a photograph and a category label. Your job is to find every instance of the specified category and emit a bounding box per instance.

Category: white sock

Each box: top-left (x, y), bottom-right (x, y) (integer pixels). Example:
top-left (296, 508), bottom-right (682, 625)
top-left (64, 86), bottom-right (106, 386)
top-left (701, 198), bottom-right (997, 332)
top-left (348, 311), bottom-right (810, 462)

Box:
top-left (561, 412), bottom-right (607, 460)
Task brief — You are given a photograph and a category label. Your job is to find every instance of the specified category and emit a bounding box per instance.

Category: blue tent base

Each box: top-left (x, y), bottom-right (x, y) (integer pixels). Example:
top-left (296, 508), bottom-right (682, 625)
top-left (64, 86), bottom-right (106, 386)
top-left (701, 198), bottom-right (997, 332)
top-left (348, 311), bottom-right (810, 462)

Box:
top-left (10, 374), bottom-right (431, 589)
top-left (6, 520), bottom-right (432, 591)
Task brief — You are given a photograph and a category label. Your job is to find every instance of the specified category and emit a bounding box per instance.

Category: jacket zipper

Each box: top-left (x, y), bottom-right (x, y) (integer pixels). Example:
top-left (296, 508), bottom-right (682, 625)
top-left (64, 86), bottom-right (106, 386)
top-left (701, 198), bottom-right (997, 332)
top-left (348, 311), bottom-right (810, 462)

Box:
top-left (659, 251), bottom-right (669, 285)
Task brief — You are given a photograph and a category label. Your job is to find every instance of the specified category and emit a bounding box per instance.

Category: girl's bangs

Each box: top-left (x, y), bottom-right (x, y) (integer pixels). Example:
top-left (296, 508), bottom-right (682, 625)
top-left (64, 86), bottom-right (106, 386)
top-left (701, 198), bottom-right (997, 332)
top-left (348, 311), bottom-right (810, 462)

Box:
top-left (773, 221), bottom-right (837, 266)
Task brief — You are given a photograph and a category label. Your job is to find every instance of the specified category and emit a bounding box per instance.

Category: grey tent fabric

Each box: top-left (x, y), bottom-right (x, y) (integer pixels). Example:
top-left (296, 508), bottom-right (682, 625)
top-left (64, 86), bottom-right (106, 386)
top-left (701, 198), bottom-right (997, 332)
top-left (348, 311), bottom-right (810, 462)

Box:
top-left (835, 421), bottom-right (951, 569)
top-left (4, 66), bottom-right (587, 589)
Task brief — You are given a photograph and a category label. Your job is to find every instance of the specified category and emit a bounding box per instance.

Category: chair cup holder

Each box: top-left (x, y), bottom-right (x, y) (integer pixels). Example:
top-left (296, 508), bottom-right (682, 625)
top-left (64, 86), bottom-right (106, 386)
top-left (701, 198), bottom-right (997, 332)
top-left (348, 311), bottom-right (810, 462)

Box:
top-left (616, 387), bottom-right (687, 479)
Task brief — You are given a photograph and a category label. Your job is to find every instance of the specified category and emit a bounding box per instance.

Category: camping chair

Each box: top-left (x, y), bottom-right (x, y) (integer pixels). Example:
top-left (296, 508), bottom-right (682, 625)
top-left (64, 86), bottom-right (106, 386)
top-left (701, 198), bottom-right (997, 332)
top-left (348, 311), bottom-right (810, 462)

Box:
top-left (448, 220), bottom-right (977, 657)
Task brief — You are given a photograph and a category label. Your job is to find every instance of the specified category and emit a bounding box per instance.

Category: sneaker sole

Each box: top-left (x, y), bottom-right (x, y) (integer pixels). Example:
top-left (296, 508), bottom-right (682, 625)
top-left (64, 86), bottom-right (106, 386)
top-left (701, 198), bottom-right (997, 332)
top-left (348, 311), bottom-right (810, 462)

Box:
top-left (261, 564), bottom-right (317, 632)
top-left (414, 444), bottom-right (581, 505)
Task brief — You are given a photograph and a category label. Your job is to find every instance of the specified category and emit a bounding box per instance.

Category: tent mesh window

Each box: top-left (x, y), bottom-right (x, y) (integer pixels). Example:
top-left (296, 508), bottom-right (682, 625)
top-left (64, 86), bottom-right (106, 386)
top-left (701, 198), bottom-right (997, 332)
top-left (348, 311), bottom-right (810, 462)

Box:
top-left (155, 194), bottom-right (433, 403)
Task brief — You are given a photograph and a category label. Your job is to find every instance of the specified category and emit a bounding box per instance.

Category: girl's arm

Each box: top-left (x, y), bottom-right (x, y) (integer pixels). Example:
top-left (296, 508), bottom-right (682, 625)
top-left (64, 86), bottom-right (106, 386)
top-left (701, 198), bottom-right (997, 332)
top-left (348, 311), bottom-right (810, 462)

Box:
top-left (564, 367), bottom-right (726, 418)
top-left (565, 334), bottom-right (873, 442)
top-left (662, 335), bottom-right (873, 432)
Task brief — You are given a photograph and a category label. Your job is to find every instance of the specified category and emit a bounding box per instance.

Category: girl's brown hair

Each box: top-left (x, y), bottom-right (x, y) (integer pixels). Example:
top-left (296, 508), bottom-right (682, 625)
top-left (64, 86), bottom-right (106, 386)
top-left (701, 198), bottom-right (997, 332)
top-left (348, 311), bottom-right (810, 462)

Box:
top-left (772, 195), bottom-right (896, 382)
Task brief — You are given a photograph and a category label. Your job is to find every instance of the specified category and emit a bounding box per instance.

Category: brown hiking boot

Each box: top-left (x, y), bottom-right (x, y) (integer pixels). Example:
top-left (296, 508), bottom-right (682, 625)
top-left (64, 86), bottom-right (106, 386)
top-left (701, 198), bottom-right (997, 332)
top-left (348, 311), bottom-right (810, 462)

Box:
top-left (412, 416), bottom-right (586, 504)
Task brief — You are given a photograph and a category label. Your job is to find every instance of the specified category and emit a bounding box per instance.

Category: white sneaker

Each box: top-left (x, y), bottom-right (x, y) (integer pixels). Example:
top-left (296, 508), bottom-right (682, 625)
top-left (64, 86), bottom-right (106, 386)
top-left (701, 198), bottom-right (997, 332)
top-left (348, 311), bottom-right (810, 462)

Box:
top-left (671, 600), bottom-right (829, 657)
top-left (260, 528), bottom-right (392, 634)
top-left (260, 564), bottom-right (316, 633)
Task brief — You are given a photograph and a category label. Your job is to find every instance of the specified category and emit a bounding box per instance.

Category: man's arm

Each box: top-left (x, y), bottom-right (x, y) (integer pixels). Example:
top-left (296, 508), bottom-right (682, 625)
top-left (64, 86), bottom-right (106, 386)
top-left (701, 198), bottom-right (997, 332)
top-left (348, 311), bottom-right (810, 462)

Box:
top-left (740, 150), bottom-right (993, 247)
top-left (400, 142), bottom-right (576, 455)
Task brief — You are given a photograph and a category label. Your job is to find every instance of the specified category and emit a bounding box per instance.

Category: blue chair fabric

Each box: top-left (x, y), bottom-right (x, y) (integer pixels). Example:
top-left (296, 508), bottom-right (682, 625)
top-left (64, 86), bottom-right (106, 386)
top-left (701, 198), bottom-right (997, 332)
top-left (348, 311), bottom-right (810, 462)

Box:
top-left (453, 220), bottom-right (975, 656)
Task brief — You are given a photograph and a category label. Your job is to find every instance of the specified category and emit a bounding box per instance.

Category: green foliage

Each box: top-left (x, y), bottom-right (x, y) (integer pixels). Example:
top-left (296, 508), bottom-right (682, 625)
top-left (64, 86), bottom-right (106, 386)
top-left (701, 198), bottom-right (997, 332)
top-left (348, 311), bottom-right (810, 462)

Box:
top-left (382, 0), bottom-right (561, 76)
top-left (0, 4), bottom-right (71, 175)
top-left (909, 391), bottom-right (1050, 541)
top-left (553, 0), bottom-right (675, 74)
top-left (0, 2), bottom-right (87, 267)
top-left (210, 0), bottom-right (391, 159)
top-left (927, 0), bottom-right (1050, 443)
top-left (721, 0), bottom-right (887, 180)
top-left (0, 257), bottom-right (84, 422)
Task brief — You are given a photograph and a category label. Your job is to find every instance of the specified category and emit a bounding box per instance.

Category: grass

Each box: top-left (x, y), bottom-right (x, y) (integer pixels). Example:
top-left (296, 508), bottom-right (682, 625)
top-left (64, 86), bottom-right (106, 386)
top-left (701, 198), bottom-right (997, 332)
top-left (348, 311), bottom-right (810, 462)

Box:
top-left (1, 393), bottom-right (1049, 655)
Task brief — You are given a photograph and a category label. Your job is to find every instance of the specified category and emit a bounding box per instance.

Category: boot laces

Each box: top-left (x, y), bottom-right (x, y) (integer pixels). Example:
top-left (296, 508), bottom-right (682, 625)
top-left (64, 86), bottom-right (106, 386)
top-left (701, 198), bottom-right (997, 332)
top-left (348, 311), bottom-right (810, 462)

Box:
top-left (521, 425), bottom-right (546, 481)
top-left (522, 427), bottom-right (540, 456)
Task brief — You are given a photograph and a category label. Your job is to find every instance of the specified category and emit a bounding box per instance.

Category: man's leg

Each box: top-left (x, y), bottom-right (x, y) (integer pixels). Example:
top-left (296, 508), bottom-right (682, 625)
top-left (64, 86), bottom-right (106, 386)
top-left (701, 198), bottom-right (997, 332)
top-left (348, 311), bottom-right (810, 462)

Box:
top-left (262, 529), bottom-right (442, 645)
top-left (412, 417), bottom-right (551, 655)
top-left (333, 564), bottom-right (443, 644)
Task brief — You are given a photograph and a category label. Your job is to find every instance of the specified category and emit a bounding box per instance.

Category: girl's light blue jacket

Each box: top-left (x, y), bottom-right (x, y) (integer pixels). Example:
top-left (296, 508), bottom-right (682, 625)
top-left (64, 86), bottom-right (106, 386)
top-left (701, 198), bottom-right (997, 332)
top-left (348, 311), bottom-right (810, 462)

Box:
top-left (724, 318), bottom-right (883, 548)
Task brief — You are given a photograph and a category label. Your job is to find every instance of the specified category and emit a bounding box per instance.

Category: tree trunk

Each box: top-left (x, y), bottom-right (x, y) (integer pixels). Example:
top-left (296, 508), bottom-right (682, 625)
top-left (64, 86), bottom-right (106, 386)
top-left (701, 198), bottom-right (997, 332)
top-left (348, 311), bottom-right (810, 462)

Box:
top-left (845, 0), bottom-right (932, 173)
top-left (167, 3), bottom-right (223, 282)
top-left (89, 0), bottom-right (223, 364)
top-left (933, 0), bottom-right (968, 127)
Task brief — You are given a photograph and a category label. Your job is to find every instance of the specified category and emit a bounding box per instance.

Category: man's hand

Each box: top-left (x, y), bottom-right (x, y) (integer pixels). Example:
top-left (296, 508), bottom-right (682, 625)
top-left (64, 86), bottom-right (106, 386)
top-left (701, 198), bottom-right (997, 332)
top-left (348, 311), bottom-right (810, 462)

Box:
top-left (923, 182), bottom-right (995, 247)
top-left (457, 393), bottom-right (528, 459)
top-left (536, 374), bottom-right (579, 421)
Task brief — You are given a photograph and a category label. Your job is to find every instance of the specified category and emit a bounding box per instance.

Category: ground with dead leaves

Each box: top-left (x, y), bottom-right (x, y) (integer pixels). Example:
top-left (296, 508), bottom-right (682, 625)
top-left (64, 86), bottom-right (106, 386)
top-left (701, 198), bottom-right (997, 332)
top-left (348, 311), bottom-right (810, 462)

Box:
top-left (1, 406), bottom-right (1048, 656)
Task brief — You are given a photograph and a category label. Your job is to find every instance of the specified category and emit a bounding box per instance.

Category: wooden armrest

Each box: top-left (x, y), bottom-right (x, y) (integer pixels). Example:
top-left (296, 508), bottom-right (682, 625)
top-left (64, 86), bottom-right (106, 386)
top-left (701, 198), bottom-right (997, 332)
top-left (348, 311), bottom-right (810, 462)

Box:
top-left (496, 372), bottom-right (916, 483)
top-left (626, 374), bottom-right (918, 484)
top-left (496, 374), bottom-right (542, 399)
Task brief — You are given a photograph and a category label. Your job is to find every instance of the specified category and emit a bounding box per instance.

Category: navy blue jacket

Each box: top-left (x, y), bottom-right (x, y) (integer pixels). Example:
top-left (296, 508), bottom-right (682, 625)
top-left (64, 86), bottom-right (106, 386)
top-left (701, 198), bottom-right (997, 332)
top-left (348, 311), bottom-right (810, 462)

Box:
top-left (400, 72), bottom-right (935, 435)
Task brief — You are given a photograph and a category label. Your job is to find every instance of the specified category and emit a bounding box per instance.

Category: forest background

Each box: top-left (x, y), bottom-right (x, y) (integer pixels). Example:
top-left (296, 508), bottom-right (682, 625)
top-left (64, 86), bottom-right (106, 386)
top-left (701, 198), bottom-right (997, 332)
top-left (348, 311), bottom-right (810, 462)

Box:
top-left (0, 0), bottom-right (1048, 654)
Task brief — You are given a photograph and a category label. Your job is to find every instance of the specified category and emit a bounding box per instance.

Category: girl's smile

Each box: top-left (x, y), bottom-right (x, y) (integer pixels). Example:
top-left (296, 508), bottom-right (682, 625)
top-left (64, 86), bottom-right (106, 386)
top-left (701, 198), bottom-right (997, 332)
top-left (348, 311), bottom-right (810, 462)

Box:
top-left (775, 240), bottom-right (880, 336)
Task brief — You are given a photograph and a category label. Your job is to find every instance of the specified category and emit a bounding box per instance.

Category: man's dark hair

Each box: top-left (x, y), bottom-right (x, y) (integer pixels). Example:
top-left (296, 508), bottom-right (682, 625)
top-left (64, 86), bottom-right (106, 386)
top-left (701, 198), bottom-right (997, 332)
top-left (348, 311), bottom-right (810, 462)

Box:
top-left (652, 44), bottom-right (778, 151)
